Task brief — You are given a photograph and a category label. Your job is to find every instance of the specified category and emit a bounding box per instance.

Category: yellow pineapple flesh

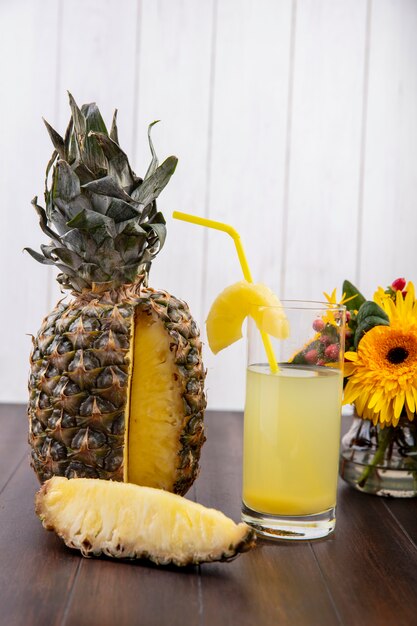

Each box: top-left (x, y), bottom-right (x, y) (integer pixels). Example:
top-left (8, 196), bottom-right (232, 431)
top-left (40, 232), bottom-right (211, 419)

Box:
top-left (206, 280), bottom-right (289, 354)
top-left (127, 309), bottom-right (186, 489)
top-left (36, 477), bottom-right (256, 566)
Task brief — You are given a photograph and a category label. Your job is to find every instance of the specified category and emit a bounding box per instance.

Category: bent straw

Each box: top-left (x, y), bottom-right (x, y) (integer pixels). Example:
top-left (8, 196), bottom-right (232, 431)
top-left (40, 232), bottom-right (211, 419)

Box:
top-left (172, 211), bottom-right (279, 373)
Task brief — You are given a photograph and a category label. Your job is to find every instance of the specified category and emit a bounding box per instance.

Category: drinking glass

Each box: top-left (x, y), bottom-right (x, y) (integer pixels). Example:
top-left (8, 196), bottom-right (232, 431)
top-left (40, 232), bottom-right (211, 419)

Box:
top-left (241, 301), bottom-right (346, 540)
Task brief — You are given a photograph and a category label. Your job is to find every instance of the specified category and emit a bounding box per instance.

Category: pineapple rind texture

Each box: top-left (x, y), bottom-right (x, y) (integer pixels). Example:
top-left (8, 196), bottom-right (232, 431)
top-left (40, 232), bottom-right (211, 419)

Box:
top-left (35, 477), bottom-right (256, 566)
top-left (28, 284), bottom-right (206, 494)
top-left (27, 94), bottom-right (206, 497)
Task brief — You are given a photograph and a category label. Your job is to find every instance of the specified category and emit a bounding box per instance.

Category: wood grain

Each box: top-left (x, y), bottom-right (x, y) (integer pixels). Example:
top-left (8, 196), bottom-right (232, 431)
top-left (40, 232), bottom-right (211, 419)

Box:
top-left (197, 412), bottom-right (341, 626)
top-left (312, 483), bottom-right (417, 626)
top-left (63, 558), bottom-right (201, 626)
top-left (0, 461), bottom-right (80, 626)
top-left (0, 404), bottom-right (28, 493)
top-left (383, 498), bottom-right (417, 547)
top-left (2, 406), bottom-right (417, 626)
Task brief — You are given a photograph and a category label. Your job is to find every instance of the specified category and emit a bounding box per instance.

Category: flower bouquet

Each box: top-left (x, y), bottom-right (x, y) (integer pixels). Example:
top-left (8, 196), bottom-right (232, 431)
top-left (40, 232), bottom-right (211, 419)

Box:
top-left (339, 277), bottom-right (417, 496)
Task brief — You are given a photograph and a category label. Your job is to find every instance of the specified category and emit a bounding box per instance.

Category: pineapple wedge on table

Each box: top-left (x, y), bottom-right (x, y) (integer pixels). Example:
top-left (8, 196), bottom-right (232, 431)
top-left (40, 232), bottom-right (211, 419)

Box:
top-left (36, 477), bottom-right (256, 565)
top-left (27, 94), bottom-right (206, 495)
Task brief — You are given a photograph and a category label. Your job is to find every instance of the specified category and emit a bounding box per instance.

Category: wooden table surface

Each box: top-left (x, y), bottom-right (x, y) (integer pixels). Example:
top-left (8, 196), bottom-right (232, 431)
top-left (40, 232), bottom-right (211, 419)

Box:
top-left (1, 404), bottom-right (417, 626)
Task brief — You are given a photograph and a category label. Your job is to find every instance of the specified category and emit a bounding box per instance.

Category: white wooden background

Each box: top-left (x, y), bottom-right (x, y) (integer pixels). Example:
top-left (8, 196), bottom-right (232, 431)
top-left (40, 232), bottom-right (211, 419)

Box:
top-left (1, 0), bottom-right (417, 410)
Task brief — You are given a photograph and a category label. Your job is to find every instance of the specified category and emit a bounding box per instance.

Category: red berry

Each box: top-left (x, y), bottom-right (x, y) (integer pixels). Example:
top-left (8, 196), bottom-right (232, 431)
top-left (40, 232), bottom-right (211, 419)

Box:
top-left (345, 310), bottom-right (351, 323)
top-left (325, 344), bottom-right (339, 360)
top-left (402, 290), bottom-right (408, 299)
top-left (392, 277), bottom-right (406, 291)
top-left (312, 318), bottom-right (325, 332)
top-left (317, 359), bottom-right (326, 366)
top-left (305, 349), bottom-right (318, 364)
top-left (319, 335), bottom-right (332, 346)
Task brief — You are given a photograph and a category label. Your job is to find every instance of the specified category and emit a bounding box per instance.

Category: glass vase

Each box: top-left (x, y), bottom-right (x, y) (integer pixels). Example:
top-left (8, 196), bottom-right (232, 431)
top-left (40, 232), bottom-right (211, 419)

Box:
top-left (340, 412), bottom-right (417, 497)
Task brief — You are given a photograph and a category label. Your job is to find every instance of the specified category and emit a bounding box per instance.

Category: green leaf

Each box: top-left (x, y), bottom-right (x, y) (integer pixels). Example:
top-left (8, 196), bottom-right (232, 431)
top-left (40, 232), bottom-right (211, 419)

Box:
top-left (61, 229), bottom-right (97, 258)
top-left (54, 194), bottom-right (92, 221)
top-left (51, 247), bottom-right (84, 269)
top-left (131, 155), bottom-right (178, 207)
top-left (71, 160), bottom-right (95, 186)
top-left (43, 119), bottom-right (66, 160)
top-left (114, 233), bottom-right (146, 264)
top-left (89, 131), bottom-right (135, 188)
top-left (67, 92), bottom-right (86, 135)
top-left (117, 219), bottom-right (147, 237)
top-left (106, 199), bottom-right (139, 222)
top-left (110, 109), bottom-right (119, 144)
top-left (139, 200), bottom-right (157, 224)
top-left (81, 103), bottom-right (109, 174)
top-left (354, 315), bottom-right (390, 349)
top-left (24, 247), bottom-right (54, 265)
top-left (144, 121), bottom-right (160, 180)
top-left (52, 161), bottom-right (81, 202)
top-left (44, 150), bottom-right (58, 199)
top-left (40, 244), bottom-right (56, 259)
top-left (67, 208), bottom-right (116, 239)
top-left (95, 238), bottom-right (123, 269)
top-left (342, 280), bottom-right (366, 312)
top-left (82, 176), bottom-right (133, 202)
top-left (143, 221), bottom-right (167, 250)
top-left (31, 197), bottom-right (62, 244)
top-left (78, 262), bottom-right (107, 283)
top-left (356, 300), bottom-right (389, 325)
top-left (81, 102), bottom-right (108, 135)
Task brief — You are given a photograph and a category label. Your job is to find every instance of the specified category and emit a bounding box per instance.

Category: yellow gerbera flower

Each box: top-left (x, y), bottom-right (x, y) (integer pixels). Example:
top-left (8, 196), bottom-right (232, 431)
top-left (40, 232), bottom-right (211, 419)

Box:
top-left (374, 281), bottom-right (417, 331)
top-left (343, 324), bottom-right (417, 426)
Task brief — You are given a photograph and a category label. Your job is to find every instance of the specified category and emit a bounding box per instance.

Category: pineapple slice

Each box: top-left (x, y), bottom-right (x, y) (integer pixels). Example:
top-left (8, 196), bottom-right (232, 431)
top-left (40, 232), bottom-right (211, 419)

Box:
top-left (206, 280), bottom-right (289, 354)
top-left (35, 477), bottom-right (256, 566)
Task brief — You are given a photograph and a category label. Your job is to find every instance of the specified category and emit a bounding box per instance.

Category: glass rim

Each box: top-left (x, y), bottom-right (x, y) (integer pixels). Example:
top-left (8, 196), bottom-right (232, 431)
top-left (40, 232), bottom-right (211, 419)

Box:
top-left (248, 299), bottom-right (346, 311)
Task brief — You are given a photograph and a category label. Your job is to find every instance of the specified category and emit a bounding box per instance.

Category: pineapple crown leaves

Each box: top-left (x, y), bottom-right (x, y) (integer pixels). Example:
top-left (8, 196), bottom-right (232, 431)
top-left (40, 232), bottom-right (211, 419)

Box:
top-left (25, 92), bottom-right (178, 292)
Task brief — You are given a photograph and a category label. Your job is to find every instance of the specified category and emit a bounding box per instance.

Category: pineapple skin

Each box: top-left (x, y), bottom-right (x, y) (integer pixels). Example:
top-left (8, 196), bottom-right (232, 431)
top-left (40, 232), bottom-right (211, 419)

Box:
top-left (35, 477), bottom-right (256, 566)
top-left (28, 283), bottom-right (206, 495)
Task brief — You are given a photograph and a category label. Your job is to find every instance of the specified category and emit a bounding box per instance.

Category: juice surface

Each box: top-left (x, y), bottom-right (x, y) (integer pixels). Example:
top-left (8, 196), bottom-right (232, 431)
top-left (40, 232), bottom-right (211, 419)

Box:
top-left (243, 364), bottom-right (343, 516)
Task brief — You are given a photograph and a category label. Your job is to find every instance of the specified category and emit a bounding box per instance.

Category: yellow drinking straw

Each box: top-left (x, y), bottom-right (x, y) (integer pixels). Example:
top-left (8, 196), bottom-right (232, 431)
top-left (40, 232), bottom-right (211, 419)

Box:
top-left (172, 211), bottom-right (279, 373)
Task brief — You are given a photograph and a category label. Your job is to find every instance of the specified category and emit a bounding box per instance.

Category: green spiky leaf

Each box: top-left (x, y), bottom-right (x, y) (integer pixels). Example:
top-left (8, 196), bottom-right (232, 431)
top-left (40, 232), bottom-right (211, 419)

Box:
top-left (132, 156), bottom-right (178, 207)
top-left (144, 121), bottom-right (160, 179)
top-left (28, 94), bottom-right (177, 291)
top-left (342, 280), bottom-right (366, 312)
top-left (24, 248), bottom-right (55, 265)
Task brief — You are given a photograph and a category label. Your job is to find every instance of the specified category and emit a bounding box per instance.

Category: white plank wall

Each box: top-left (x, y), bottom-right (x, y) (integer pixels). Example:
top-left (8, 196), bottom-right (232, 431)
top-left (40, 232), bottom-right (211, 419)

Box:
top-left (204, 0), bottom-right (293, 409)
top-left (0, 0), bottom-right (59, 401)
top-left (135, 0), bottom-right (215, 323)
top-left (284, 0), bottom-right (368, 300)
top-left (360, 0), bottom-right (417, 297)
top-left (1, 0), bottom-right (416, 409)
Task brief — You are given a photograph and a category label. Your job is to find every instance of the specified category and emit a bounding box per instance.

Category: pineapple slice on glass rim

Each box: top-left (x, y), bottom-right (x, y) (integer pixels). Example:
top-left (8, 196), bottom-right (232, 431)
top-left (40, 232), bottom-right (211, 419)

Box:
top-left (206, 280), bottom-right (289, 354)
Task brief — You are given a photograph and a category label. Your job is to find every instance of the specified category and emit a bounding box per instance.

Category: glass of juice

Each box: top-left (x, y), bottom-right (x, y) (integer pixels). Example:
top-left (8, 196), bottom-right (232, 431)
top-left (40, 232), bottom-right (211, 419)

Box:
top-left (241, 301), bottom-right (346, 540)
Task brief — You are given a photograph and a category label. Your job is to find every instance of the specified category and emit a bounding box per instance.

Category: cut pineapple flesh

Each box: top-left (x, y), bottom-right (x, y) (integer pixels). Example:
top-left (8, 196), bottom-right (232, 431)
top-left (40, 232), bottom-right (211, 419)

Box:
top-left (128, 310), bottom-right (184, 490)
top-left (206, 280), bottom-right (289, 354)
top-left (36, 477), bottom-right (256, 565)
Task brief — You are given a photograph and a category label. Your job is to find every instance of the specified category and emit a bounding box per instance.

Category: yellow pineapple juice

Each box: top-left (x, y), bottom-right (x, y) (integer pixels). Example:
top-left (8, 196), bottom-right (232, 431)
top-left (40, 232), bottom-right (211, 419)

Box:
top-left (243, 364), bottom-right (343, 516)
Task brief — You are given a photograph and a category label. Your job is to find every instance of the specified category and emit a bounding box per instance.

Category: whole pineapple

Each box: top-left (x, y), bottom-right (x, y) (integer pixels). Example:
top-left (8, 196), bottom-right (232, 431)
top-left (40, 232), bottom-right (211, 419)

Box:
top-left (27, 93), bottom-right (206, 495)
